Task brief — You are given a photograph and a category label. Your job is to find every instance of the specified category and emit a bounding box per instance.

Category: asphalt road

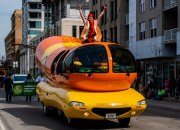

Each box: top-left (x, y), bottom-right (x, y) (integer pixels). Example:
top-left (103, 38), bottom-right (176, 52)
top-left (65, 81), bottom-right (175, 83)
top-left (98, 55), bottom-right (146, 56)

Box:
top-left (0, 88), bottom-right (180, 130)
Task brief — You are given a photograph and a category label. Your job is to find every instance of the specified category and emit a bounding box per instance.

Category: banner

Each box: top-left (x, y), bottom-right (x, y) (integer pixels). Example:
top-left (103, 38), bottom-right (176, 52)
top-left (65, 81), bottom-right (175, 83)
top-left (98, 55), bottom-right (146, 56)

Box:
top-left (13, 82), bottom-right (38, 96)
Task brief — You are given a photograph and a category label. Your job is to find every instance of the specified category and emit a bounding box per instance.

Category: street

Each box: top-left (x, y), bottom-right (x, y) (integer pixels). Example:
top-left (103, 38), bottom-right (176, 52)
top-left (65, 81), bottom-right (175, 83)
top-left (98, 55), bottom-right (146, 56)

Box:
top-left (0, 88), bottom-right (180, 130)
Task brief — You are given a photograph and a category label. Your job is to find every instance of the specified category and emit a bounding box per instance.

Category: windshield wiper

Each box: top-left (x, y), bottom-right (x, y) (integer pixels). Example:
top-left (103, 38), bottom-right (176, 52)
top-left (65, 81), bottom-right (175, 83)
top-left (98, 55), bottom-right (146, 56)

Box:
top-left (125, 67), bottom-right (130, 77)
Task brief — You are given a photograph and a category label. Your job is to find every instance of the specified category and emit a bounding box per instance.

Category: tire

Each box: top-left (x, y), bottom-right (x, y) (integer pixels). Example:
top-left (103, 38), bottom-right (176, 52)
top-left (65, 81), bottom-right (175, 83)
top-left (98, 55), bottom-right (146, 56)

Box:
top-left (118, 118), bottom-right (130, 127)
top-left (43, 105), bottom-right (51, 117)
top-left (51, 108), bottom-right (58, 116)
top-left (65, 116), bottom-right (77, 126)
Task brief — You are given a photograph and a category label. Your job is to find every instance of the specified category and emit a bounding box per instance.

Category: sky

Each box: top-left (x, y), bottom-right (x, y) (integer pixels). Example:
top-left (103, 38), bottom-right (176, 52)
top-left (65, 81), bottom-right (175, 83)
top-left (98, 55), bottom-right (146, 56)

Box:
top-left (0, 0), bottom-right (22, 58)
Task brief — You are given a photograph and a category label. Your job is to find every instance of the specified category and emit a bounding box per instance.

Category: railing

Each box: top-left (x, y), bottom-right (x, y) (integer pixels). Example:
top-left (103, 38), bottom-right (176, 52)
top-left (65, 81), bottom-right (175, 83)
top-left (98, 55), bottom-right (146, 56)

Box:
top-left (164, 0), bottom-right (177, 10)
top-left (164, 28), bottom-right (178, 43)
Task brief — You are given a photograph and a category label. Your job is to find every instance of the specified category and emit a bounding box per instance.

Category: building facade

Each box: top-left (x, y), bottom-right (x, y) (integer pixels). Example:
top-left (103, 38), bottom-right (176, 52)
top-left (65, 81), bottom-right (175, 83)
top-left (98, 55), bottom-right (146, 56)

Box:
top-left (20, 0), bottom-right (44, 74)
top-left (28, 0), bottom-right (89, 76)
top-left (4, 9), bottom-right (22, 74)
top-left (129, 0), bottom-right (180, 87)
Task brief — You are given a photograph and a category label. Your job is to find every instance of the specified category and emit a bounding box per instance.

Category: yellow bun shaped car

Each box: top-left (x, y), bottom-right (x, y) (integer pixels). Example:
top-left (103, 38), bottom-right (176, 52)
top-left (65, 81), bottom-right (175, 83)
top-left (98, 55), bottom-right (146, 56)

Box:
top-left (36, 36), bottom-right (146, 126)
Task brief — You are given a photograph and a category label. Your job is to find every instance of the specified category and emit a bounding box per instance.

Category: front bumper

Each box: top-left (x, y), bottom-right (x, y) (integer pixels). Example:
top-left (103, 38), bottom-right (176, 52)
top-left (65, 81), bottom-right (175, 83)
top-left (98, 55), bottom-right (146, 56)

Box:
top-left (64, 104), bottom-right (147, 120)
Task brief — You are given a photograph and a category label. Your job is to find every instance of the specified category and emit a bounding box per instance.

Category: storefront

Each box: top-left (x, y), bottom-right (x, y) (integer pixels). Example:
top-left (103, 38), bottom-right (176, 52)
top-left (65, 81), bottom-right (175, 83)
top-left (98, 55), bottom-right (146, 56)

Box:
top-left (137, 58), bottom-right (180, 89)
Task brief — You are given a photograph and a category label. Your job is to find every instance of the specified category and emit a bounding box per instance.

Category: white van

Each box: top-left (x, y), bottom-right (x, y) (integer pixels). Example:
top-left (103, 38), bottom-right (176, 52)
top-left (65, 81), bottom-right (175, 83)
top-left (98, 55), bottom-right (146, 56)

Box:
top-left (11, 74), bottom-right (27, 83)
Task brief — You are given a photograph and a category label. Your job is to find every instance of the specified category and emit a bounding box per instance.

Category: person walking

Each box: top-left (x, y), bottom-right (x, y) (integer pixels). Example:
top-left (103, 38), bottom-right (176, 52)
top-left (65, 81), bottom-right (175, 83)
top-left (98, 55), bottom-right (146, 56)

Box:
top-left (4, 75), bottom-right (13, 103)
top-left (168, 76), bottom-right (176, 97)
top-left (25, 74), bottom-right (33, 102)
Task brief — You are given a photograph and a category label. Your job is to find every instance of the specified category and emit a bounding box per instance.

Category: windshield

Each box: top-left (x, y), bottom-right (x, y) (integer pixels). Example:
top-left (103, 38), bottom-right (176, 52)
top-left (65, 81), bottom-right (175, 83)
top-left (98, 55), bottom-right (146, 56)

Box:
top-left (73, 45), bottom-right (108, 73)
top-left (14, 76), bottom-right (27, 81)
top-left (108, 44), bottom-right (136, 73)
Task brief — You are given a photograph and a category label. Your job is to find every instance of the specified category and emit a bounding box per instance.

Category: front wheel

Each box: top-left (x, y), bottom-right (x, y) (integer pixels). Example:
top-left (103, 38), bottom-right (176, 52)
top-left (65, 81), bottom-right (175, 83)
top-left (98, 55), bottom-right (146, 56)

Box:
top-left (65, 116), bottom-right (78, 126)
top-left (43, 105), bottom-right (51, 117)
top-left (118, 118), bottom-right (130, 127)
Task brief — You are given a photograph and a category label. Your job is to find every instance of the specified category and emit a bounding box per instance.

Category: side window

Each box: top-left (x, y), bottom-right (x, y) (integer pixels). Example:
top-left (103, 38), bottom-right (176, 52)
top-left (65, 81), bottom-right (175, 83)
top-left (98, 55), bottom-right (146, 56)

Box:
top-left (51, 50), bottom-right (66, 74)
top-left (59, 50), bottom-right (70, 62)
top-left (109, 45), bottom-right (136, 73)
top-left (64, 51), bottom-right (75, 73)
top-left (56, 50), bottom-right (70, 74)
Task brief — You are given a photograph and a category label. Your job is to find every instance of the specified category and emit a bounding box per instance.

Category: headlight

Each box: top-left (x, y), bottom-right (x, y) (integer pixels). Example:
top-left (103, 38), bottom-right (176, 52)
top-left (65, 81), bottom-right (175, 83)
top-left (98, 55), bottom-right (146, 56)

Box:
top-left (68, 101), bottom-right (85, 107)
top-left (137, 99), bottom-right (146, 106)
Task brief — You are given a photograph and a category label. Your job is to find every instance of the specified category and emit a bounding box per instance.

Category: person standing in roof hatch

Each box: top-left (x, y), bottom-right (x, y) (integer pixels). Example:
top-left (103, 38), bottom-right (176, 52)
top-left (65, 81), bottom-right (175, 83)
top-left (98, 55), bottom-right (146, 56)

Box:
top-left (79, 3), bottom-right (107, 43)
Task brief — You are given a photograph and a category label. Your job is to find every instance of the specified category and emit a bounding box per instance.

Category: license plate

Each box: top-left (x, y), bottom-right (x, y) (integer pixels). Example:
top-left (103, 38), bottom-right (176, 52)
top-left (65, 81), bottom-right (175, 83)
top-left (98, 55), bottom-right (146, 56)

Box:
top-left (105, 113), bottom-right (116, 119)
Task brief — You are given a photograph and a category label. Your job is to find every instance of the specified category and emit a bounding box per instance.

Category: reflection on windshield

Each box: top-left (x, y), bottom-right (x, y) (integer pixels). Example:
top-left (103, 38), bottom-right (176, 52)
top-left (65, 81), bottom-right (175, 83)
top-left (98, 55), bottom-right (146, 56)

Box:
top-left (14, 76), bottom-right (27, 81)
top-left (73, 45), bottom-right (108, 73)
top-left (108, 45), bottom-right (136, 73)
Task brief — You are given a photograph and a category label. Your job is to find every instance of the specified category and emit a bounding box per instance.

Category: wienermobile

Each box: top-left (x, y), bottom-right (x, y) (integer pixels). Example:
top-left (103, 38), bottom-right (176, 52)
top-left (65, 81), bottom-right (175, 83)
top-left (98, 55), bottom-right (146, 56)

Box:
top-left (36, 36), bottom-right (146, 126)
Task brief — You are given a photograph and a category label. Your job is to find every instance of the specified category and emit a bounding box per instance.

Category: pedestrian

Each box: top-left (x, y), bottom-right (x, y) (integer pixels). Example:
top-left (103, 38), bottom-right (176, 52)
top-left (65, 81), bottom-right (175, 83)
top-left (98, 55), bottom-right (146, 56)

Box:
top-left (148, 74), bottom-right (156, 98)
top-left (35, 73), bottom-right (41, 82)
top-left (168, 76), bottom-right (176, 97)
top-left (40, 73), bottom-right (45, 82)
top-left (79, 3), bottom-right (107, 43)
top-left (25, 74), bottom-right (33, 102)
top-left (36, 73), bottom-right (45, 82)
top-left (163, 79), bottom-right (169, 97)
top-left (4, 75), bottom-right (13, 103)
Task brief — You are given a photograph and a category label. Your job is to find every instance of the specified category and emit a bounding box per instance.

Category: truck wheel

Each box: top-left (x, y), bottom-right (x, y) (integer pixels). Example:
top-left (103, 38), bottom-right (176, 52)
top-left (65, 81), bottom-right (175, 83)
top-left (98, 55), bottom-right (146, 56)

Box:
top-left (118, 118), bottom-right (130, 127)
top-left (43, 105), bottom-right (51, 117)
top-left (51, 108), bottom-right (58, 116)
top-left (65, 117), bottom-right (76, 126)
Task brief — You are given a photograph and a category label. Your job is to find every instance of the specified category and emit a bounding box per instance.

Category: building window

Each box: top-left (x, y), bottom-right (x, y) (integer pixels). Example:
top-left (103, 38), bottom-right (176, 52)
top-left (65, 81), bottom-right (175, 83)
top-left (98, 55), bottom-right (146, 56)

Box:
top-left (29, 21), bottom-right (41, 28)
top-left (95, 10), bottom-right (98, 19)
top-left (176, 61), bottom-right (180, 76)
top-left (115, 0), bottom-right (117, 19)
top-left (139, 22), bottom-right (145, 40)
top-left (72, 26), bottom-right (77, 37)
top-left (92, 0), bottom-right (95, 5)
top-left (101, 6), bottom-right (104, 26)
top-left (140, 0), bottom-right (145, 12)
top-left (104, 9), bottom-right (107, 24)
top-left (114, 26), bottom-right (117, 42)
top-left (28, 30), bottom-right (41, 35)
top-left (110, 0), bottom-right (114, 22)
top-left (150, 18), bottom-right (157, 37)
top-left (92, 11), bottom-right (97, 19)
top-left (110, 28), bottom-right (113, 41)
top-left (104, 30), bottom-right (107, 42)
top-left (79, 26), bottom-right (83, 38)
top-left (150, 0), bottom-right (156, 8)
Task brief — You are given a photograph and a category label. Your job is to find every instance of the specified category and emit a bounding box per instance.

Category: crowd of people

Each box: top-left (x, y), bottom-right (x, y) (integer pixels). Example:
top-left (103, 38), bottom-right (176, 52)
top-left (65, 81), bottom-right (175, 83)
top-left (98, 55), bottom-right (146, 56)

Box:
top-left (138, 74), bottom-right (180, 100)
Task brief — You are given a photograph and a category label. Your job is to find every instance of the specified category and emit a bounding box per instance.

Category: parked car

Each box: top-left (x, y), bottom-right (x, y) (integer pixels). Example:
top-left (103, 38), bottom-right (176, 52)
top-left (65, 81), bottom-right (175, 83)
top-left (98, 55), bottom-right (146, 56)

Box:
top-left (11, 74), bottom-right (27, 83)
